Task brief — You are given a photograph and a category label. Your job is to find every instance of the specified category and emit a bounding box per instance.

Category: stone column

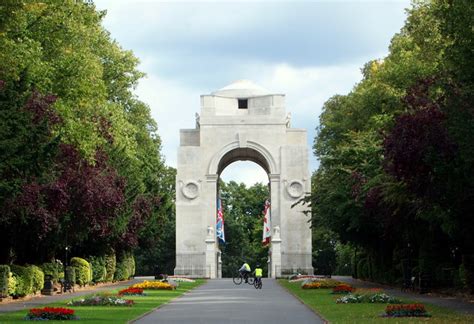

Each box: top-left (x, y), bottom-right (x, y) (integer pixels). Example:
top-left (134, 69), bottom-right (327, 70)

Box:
top-left (269, 174), bottom-right (281, 278)
top-left (205, 226), bottom-right (216, 278)
top-left (271, 225), bottom-right (282, 278)
top-left (217, 250), bottom-right (222, 278)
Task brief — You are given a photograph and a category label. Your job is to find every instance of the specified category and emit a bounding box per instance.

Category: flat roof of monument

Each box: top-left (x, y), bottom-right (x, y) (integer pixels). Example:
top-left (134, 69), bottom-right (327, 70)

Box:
top-left (210, 80), bottom-right (283, 98)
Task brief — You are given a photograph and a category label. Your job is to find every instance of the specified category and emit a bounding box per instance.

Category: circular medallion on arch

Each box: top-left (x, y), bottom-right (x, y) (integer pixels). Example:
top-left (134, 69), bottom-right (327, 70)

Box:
top-left (182, 181), bottom-right (200, 199)
top-left (286, 180), bottom-right (304, 198)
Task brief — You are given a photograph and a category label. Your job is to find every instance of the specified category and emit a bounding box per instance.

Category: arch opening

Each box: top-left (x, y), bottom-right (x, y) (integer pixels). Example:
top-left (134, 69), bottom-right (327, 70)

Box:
top-left (217, 147), bottom-right (270, 176)
top-left (217, 159), bottom-right (270, 278)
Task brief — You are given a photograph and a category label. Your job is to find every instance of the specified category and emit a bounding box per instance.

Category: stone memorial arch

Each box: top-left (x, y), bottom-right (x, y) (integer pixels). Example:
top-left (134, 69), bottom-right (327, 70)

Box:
top-left (175, 80), bottom-right (313, 278)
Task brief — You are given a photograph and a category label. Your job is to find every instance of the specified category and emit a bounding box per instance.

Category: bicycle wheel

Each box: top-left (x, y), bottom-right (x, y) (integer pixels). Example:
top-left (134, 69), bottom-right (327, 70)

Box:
top-left (254, 279), bottom-right (262, 289)
top-left (247, 276), bottom-right (255, 285)
top-left (233, 274), bottom-right (243, 285)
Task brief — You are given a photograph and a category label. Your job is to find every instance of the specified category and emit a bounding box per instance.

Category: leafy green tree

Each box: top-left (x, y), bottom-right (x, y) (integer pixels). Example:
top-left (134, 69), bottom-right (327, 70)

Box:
top-left (219, 181), bottom-right (269, 277)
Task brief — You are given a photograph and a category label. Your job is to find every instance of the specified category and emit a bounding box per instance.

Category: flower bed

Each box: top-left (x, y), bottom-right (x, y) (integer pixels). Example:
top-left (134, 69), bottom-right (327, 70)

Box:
top-left (383, 304), bottom-right (431, 317)
top-left (332, 284), bottom-right (354, 294)
top-left (336, 293), bottom-right (402, 304)
top-left (167, 276), bottom-right (195, 282)
top-left (26, 307), bottom-right (76, 321)
top-left (131, 280), bottom-right (175, 290)
top-left (68, 295), bottom-right (134, 306)
top-left (289, 275), bottom-right (323, 282)
top-left (301, 278), bottom-right (343, 289)
top-left (354, 288), bottom-right (383, 294)
top-left (118, 287), bottom-right (145, 296)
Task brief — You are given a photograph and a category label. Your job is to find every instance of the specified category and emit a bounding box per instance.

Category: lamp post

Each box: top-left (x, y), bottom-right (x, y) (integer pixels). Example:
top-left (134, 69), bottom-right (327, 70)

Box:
top-left (65, 246), bottom-right (69, 267)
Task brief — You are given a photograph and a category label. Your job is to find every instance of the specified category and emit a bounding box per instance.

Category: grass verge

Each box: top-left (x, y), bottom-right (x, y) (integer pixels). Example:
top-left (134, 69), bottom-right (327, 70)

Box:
top-left (278, 280), bottom-right (474, 324)
top-left (0, 280), bottom-right (205, 324)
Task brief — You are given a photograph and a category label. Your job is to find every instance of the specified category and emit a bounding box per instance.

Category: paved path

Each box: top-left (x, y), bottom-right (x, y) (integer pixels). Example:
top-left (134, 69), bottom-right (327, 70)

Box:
top-left (135, 279), bottom-right (324, 324)
top-left (334, 276), bottom-right (474, 315)
top-left (0, 277), bottom-right (143, 313)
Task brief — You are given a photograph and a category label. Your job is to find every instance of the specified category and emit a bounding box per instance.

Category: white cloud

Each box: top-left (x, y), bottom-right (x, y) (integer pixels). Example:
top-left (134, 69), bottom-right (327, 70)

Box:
top-left (94, 0), bottom-right (407, 185)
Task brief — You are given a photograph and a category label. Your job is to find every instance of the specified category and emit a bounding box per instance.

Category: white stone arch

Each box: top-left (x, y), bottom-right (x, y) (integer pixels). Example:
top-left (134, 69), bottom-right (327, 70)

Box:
top-left (175, 80), bottom-right (313, 279)
top-left (207, 140), bottom-right (278, 176)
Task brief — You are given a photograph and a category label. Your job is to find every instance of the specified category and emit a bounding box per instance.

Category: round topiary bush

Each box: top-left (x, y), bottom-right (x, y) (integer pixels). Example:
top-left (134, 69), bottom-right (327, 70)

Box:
top-left (89, 256), bottom-right (106, 283)
top-left (10, 265), bottom-right (33, 297)
top-left (28, 265), bottom-right (44, 294)
top-left (70, 257), bottom-right (92, 286)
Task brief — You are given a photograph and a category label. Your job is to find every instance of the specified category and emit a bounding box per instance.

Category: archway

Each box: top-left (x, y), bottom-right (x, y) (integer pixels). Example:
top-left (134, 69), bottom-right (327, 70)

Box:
top-left (218, 160), bottom-right (270, 278)
top-left (175, 80), bottom-right (313, 278)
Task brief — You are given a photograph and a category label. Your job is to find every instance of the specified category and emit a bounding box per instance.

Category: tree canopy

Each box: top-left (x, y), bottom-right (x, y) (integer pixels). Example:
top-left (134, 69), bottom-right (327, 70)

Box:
top-left (0, 0), bottom-right (173, 267)
top-left (311, 0), bottom-right (474, 289)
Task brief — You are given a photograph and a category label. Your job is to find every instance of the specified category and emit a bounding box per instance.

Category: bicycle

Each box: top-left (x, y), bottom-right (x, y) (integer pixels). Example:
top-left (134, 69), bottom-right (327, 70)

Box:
top-left (254, 277), bottom-right (262, 289)
top-left (233, 271), bottom-right (255, 285)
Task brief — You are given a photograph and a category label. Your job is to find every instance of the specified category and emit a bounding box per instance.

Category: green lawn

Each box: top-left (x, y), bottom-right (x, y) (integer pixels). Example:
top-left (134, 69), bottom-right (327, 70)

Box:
top-left (0, 280), bottom-right (205, 323)
top-left (278, 280), bottom-right (474, 324)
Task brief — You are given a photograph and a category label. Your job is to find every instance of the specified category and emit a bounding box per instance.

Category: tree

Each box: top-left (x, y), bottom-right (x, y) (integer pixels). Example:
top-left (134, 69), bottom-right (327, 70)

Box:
top-left (219, 181), bottom-right (269, 277)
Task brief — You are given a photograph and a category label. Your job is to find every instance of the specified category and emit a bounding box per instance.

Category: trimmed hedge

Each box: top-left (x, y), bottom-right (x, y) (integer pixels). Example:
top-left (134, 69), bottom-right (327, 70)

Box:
top-left (70, 257), bottom-right (92, 286)
top-left (65, 266), bottom-right (76, 284)
top-left (0, 265), bottom-right (9, 297)
top-left (105, 251), bottom-right (116, 282)
top-left (28, 265), bottom-right (44, 293)
top-left (8, 272), bottom-right (16, 296)
top-left (40, 261), bottom-right (62, 283)
top-left (10, 265), bottom-right (33, 297)
top-left (114, 251), bottom-right (135, 281)
top-left (89, 256), bottom-right (106, 283)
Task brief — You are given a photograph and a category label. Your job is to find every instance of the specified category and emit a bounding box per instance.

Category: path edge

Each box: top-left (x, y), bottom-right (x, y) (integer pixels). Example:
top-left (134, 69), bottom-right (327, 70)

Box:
top-left (276, 279), bottom-right (330, 324)
top-left (127, 280), bottom-right (207, 324)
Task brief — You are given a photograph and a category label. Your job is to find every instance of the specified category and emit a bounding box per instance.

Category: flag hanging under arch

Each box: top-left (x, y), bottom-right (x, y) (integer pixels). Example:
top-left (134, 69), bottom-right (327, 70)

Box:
top-left (262, 199), bottom-right (271, 245)
top-left (216, 197), bottom-right (225, 243)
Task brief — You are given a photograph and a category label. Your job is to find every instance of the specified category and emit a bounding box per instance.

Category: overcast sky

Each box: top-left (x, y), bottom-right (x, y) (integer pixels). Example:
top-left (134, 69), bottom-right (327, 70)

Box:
top-left (94, 0), bottom-right (410, 186)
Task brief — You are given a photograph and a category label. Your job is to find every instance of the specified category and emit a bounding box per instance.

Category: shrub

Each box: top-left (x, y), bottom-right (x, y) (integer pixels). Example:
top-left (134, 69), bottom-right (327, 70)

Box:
top-left (89, 256), bottom-right (106, 283)
top-left (10, 265), bottom-right (33, 297)
top-left (8, 272), bottom-right (17, 296)
top-left (461, 254), bottom-right (474, 294)
top-left (357, 258), bottom-right (370, 280)
top-left (105, 251), bottom-right (116, 282)
top-left (40, 261), bottom-right (62, 283)
top-left (28, 265), bottom-right (44, 294)
top-left (114, 251), bottom-right (135, 281)
top-left (65, 266), bottom-right (76, 285)
top-left (70, 257), bottom-right (92, 286)
top-left (0, 265), bottom-right (9, 297)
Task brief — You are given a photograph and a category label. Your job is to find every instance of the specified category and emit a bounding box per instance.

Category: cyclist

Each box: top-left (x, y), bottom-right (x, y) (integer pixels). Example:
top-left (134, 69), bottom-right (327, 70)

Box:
top-left (239, 261), bottom-right (251, 283)
top-left (254, 264), bottom-right (263, 287)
